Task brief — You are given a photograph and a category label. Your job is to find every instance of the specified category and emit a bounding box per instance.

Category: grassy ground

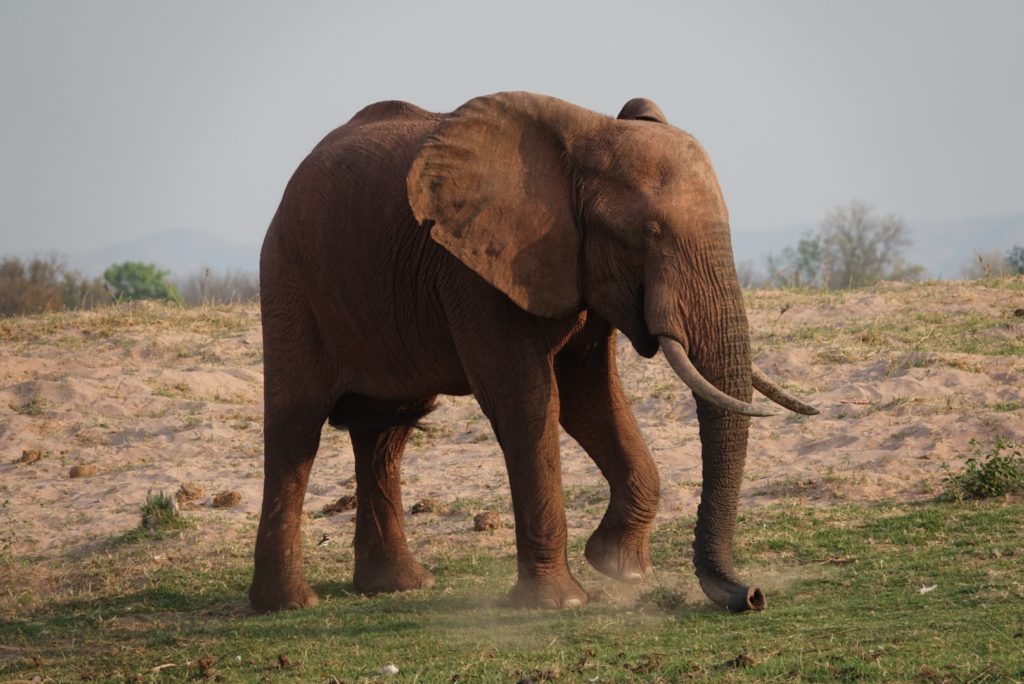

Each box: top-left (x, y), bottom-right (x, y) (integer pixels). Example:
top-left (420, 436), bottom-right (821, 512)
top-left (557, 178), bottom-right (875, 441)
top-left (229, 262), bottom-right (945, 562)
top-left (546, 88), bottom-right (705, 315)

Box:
top-left (2, 499), bottom-right (1022, 683)
top-left (2, 278), bottom-right (1023, 681)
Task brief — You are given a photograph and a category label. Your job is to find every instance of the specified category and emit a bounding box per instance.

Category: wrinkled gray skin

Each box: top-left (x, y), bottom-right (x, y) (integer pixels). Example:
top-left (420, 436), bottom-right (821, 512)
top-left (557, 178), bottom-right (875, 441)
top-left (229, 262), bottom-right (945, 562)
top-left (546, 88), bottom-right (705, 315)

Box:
top-left (249, 92), bottom-right (816, 614)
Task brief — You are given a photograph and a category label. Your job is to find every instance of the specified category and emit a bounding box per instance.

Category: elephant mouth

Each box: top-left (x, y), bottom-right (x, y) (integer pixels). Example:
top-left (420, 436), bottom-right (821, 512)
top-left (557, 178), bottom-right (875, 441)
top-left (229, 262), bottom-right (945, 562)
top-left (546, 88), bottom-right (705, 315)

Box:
top-left (625, 322), bottom-right (659, 358)
top-left (624, 286), bottom-right (659, 358)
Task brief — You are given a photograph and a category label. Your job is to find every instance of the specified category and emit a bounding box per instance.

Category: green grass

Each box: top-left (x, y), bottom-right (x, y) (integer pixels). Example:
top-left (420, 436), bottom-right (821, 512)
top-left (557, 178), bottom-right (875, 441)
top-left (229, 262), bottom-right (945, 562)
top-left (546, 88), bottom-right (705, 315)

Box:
top-left (746, 277), bottom-right (1024, 360)
top-left (2, 501), bottom-right (1022, 682)
top-left (108, 491), bottom-right (193, 547)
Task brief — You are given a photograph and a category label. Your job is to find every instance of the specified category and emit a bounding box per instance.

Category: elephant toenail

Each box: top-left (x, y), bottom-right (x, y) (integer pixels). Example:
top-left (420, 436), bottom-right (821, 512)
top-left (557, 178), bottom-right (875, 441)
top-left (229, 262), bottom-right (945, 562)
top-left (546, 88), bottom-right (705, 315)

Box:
top-left (563, 598), bottom-right (583, 608)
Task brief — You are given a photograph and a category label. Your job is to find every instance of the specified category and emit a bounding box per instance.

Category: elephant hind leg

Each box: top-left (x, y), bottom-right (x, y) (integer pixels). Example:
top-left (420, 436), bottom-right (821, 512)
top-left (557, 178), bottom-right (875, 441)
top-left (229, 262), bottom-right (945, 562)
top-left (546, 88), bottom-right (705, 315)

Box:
top-left (250, 405), bottom-right (324, 611)
top-left (250, 298), bottom-right (333, 612)
top-left (350, 399), bottom-right (436, 595)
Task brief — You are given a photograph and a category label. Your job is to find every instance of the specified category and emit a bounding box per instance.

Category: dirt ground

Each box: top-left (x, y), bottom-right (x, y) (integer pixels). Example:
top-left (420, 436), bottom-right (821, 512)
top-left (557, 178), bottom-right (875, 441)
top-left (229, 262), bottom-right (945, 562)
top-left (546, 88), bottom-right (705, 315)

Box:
top-left (1, 279), bottom-right (1021, 560)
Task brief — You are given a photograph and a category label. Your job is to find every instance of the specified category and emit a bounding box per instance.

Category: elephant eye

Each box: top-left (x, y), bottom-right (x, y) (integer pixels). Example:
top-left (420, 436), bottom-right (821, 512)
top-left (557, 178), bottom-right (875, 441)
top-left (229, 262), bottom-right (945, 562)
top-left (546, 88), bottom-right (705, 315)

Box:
top-left (643, 221), bottom-right (662, 241)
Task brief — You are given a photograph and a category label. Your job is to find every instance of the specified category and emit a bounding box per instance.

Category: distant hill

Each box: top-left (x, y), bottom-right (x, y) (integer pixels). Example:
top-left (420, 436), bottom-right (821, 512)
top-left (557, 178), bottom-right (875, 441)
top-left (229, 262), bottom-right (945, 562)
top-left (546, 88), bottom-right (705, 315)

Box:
top-left (904, 214), bottom-right (1024, 278)
top-left (732, 213), bottom-right (1024, 279)
top-left (67, 229), bottom-right (261, 279)
top-left (7, 213), bottom-right (1021, 284)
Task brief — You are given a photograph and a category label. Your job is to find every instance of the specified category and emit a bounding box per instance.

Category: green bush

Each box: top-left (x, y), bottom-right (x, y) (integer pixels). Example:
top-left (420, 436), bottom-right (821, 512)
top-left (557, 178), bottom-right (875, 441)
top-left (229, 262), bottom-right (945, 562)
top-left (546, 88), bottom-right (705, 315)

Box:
top-left (139, 490), bottom-right (186, 531)
top-left (103, 261), bottom-right (181, 302)
top-left (940, 437), bottom-right (1024, 501)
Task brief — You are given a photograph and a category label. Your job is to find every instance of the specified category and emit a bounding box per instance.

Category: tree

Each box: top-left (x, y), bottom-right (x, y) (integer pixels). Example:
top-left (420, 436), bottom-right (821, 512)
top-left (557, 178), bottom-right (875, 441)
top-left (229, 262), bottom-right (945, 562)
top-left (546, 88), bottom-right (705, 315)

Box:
top-left (765, 200), bottom-right (923, 289)
top-left (103, 261), bottom-right (181, 302)
top-left (1006, 245), bottom-right (1024, 275)
top-left (0, 256), bottom-right (111, 316)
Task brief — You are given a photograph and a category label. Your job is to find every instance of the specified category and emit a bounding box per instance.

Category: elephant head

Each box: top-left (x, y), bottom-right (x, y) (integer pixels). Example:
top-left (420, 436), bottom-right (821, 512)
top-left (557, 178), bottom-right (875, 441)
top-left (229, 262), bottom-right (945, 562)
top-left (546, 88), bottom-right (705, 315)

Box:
top-left (407, 92), bottom-right (816, 612)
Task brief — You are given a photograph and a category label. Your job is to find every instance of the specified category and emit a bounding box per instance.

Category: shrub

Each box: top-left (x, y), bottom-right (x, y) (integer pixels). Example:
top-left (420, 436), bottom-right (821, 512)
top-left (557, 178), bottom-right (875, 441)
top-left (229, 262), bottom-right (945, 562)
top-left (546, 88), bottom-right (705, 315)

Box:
top-left (140, 490), bottom-right (187, 530)
top-left (960, 250), bottom-right (1017, 279)
top-left (176, 267), bottom-right (259, 305)
top-left (939, 438), bottom-right (1024, 501)
top-left (0, 256), bottom-right (112, 316)
top-left (103, 261), bottom-right (181, 303)
top-left (1006, 245), bottom-right (1024, 275)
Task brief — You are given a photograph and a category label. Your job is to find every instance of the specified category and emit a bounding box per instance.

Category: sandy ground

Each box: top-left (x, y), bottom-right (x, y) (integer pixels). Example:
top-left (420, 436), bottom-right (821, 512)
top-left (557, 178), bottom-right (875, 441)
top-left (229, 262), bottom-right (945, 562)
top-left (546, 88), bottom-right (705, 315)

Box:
top-left (0, 279), bottom-right (1022, 562)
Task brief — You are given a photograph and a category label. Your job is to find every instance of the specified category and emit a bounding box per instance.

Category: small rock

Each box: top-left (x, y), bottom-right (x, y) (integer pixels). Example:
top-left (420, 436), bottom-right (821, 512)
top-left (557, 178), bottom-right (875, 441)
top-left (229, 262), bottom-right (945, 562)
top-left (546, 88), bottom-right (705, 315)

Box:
top-left (175, 482), bottom-right (204, 503)
top-left (379, 663), bottom-right (399, 676)
top-left (322, 494), bottom-right (357, 515)
top-left (411, 498), bottom-right (439, 515)
top-left (16, 449), bottom-right (43, 464)
top-left (212, 491), bottom-right (241, 508)
top-left (69, 464), bottom-right (97, 478)
top-left (473, 511), bottom-right (501, 531)
top-left (1014, 308), bottom-right (1024, 318)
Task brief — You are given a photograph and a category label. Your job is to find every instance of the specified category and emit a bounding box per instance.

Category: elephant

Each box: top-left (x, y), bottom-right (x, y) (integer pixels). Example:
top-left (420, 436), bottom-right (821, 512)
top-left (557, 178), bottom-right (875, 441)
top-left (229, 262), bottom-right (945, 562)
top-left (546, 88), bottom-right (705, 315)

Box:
top-left (249, 91), bottom-right (817, 614)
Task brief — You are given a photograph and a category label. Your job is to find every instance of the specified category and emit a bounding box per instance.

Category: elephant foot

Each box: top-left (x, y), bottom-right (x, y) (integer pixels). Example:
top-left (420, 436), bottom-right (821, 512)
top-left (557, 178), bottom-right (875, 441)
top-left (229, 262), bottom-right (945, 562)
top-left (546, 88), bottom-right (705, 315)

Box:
top-left (353, 555), bottom-right (436, 595)
top-left (509, 572), bottom-right (589, 609)
top-left (585, 526), bottom-right (652, 583)
top-left (249, 577), bottom-right (320, 612)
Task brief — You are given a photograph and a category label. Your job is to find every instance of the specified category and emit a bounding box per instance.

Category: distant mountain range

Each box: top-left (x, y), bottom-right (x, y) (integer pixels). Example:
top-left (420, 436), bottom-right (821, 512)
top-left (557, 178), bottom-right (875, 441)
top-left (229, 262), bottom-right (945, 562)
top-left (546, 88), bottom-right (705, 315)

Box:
top-left (64, 229), bottom-right (261, 279)
top-left (732, 213), bottom-right (1024, 279)
top-left (7, 213), bottom-right (1022, 282)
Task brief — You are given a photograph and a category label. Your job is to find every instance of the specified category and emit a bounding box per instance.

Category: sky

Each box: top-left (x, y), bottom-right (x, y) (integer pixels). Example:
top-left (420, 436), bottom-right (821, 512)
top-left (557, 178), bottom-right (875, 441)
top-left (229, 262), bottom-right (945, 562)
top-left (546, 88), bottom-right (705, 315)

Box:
top-left (1, 1), bottom-right (1022, 256)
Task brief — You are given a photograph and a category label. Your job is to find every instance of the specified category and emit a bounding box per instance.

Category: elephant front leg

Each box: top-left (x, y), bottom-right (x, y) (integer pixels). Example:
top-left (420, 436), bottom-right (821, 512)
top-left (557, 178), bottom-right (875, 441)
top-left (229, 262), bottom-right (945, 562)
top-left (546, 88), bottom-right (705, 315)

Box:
top-left (555, 331), bottom-right (659, 583)
top-left (250, 409), bottom-right (323, 611)
top-left (350, 424), bottom-right (435, 594)
top-left (464, 364), bottom-right (585, 609)
top-left (447, 288), bottom-right (587, 609)
top-left (500, 403), bottom-right (589, 609)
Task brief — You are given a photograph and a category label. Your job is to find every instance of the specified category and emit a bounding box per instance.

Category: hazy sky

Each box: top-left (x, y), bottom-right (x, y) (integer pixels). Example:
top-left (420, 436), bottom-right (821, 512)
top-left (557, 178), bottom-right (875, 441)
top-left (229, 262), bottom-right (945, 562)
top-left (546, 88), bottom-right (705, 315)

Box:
top-left (1, 1), bottom-right (1021, 255)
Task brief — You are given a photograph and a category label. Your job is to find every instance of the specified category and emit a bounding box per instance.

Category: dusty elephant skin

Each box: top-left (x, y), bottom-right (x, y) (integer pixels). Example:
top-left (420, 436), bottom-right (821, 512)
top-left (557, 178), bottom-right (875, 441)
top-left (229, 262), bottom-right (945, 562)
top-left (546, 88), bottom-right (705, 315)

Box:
top-left (250, 92), bottom-right (817, 613)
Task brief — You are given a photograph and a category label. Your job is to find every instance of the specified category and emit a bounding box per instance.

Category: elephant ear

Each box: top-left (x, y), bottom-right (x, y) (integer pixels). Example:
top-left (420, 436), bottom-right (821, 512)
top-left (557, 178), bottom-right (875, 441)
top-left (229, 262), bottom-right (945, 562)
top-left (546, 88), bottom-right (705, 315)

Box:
top-left (407, 92), bottom-right (592, 318)
top-left (617, 97), bottom-right (667, 124)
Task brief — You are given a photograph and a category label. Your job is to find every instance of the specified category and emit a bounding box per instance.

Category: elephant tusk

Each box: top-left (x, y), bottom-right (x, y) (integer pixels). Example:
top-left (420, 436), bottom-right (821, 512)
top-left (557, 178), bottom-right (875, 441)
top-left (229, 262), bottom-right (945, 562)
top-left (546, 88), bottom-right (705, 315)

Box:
top-left (658, 337), bottom-right (777, 417)
top-left (751, 365), bottom-right (820, 415)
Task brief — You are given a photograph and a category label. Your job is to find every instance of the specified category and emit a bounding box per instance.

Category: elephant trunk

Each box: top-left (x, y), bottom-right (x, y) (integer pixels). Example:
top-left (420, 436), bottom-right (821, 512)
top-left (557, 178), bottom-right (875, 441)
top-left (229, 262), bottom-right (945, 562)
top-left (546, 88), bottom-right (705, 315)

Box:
top-left (647, 234), bottom-right (764, 612)
top-left (689, 307), bottom-right (765, 612)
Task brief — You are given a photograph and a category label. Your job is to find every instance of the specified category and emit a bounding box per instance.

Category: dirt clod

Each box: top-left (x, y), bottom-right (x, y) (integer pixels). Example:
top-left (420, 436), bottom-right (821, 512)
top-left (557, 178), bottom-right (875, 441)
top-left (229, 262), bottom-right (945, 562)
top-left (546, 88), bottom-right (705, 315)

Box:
top-left (175, 482), bottom-right (204, 503)
top-left (212, 490), bottom-right (241, 508)
top-left (16, 449), bottom-right (43, 464)
top-left (277, 654), bottom-right (292, 669)
top-left (718, 653), bottom-right (757, 669)
top-left (473, 511), bottom-right (501, 531)
top-left (197, 655), bottom-right (217, 678)
top-left (322, 494), bottom-right (357, 515)
top-left (69, 464), bottom-right (97, 478)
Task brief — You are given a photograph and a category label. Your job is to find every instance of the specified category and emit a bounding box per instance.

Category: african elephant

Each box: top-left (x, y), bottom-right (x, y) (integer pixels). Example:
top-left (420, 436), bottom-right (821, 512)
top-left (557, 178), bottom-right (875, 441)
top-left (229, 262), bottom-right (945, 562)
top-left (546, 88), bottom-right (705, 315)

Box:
top-left (249, 92), bottom-right (817, 614)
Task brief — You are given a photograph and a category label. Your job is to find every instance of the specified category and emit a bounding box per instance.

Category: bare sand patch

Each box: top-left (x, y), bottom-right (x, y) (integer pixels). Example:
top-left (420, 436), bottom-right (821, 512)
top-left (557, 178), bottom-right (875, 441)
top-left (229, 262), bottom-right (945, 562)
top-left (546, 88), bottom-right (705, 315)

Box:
top-left (1, 280), bottom-right (1021, 561)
